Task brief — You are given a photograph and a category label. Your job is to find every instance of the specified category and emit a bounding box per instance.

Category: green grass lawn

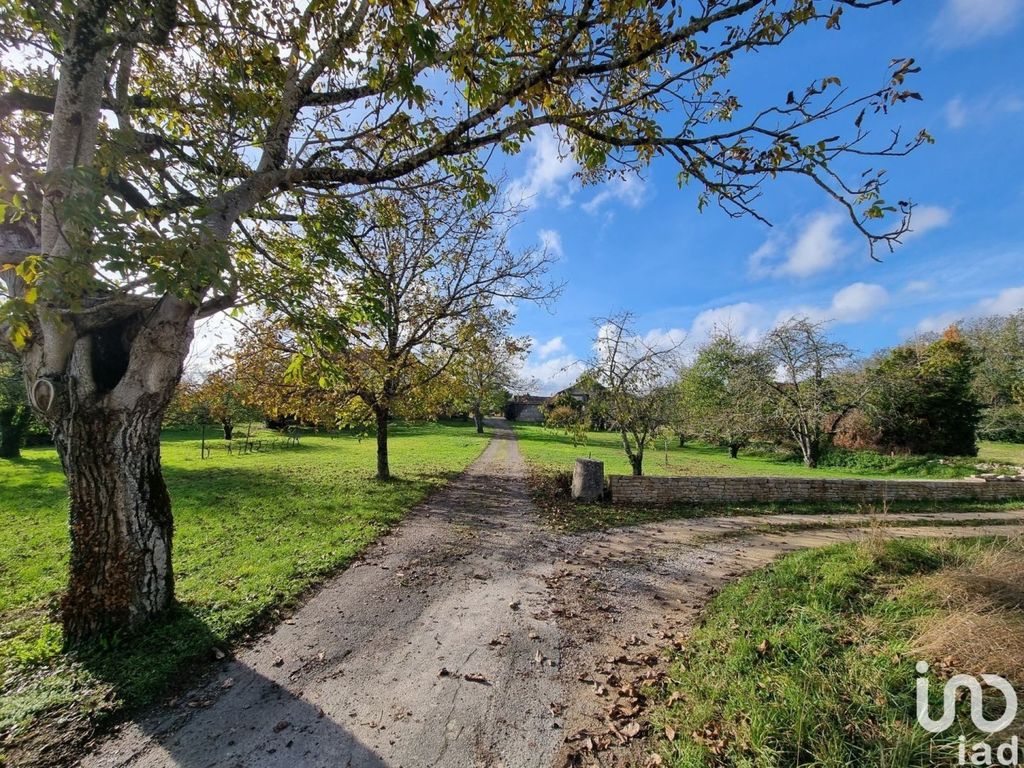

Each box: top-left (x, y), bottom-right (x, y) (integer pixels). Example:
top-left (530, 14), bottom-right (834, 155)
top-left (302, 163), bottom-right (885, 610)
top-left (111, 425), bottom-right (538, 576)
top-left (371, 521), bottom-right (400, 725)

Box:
top-left (512, 423), bottom-right (1021, 479)
top-left (0, 421), bottom-right (487, 765)
top-left (649, 538), bottom-right (1024, 767)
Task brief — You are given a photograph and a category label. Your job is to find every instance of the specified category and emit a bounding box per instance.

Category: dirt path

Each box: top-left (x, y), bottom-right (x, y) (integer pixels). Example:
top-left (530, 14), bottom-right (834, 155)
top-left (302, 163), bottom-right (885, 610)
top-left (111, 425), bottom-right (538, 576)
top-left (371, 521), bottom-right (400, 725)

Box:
top-left (82, 422), bottom-right (1024, 768)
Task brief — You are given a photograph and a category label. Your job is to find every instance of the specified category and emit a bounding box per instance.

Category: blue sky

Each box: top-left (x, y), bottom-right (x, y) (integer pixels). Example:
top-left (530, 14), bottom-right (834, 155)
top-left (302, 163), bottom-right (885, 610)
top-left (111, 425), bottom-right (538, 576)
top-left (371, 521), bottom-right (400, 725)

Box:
top-left (500, 0), bottom-right (1024, 393)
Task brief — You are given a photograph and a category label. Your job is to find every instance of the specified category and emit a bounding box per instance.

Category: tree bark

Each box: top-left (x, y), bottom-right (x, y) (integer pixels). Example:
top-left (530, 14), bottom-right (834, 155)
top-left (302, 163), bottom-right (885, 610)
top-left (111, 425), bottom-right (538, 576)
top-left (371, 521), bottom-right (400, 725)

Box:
top-left (630, 453), bottom-right (643, 476)
top-left (799, 436), bottom-right (820, 468)
top-left (375, 407), bottom-right (390, 481)
top-left (54, 402), bottom-right (175, 643)
top-left (472, 406), bottom-right (483, 434)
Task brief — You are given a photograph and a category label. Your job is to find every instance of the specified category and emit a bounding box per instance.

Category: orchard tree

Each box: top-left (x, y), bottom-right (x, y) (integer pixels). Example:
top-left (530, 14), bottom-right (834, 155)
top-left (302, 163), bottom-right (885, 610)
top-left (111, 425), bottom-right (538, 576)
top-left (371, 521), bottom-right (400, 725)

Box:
top-left (758, 318), bottom-right (861, 468)
top-left (178, 366), bottom-right (261, 440)
top-left (680, 332), bottom-right (771, 459)
top-left (0, 348), bottom-right (31, 458)
top-left (0, 0), bottom-right (927, 640)
top-left (589, 313), bottom-right (681, 476)
top-left (254, 184), bottom-right (555, 480)
top-left (451, 309), bottom-right (531, 434)
top-left (958, 312), bottom-right (1024, 409)
top-left (231, 317), bottom-right (350, 430)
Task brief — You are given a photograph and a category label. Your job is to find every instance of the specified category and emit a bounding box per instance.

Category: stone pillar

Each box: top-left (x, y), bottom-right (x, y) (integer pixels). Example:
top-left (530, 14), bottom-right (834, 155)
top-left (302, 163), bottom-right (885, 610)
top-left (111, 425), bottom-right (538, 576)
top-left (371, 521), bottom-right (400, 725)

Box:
top-left (572, 458), bottom-right (604, 502)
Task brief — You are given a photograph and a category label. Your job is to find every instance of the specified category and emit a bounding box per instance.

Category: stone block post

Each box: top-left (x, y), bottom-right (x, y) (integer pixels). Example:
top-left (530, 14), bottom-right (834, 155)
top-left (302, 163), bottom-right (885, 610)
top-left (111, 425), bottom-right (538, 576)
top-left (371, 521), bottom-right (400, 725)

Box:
top-left (572, 458), bottom-right (605, 502)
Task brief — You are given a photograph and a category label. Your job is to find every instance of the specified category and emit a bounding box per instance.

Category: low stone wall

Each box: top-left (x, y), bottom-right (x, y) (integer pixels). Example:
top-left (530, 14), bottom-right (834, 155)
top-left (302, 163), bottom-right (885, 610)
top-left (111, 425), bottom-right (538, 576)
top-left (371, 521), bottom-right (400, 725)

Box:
top-left (608, 474), bottom-right (1024, 506)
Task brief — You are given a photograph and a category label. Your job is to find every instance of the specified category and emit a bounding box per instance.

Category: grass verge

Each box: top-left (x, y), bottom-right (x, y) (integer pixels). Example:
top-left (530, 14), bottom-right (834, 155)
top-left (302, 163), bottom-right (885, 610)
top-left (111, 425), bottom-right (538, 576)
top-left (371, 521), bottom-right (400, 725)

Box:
top-left (512, 423), bottom-right (1022, 480)
top-left (647, 537), bottom-right (1024, 768)
top-left (0, 421), bottom-right (487, 766)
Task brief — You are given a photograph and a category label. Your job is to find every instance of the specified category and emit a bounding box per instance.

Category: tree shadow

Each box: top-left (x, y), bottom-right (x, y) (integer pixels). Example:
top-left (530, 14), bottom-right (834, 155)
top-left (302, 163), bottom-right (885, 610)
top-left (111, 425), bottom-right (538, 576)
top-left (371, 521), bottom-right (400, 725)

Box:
top-left (76, 606), bottom-right (387, 767)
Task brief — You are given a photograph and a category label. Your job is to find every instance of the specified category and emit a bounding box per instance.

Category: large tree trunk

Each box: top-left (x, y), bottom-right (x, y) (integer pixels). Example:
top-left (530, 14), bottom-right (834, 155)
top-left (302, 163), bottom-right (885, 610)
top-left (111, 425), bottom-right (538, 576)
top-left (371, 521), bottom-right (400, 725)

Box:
top-left (222, 418), bottom-right (234, 441)
top-left (54, 401), bottom-right (175, 643)
top-left (375, 407), bottom-right (390, 481)
top-left (472, 406), bottom-right (484, 434)
top-left (22, 296), bottom-right (197, 643)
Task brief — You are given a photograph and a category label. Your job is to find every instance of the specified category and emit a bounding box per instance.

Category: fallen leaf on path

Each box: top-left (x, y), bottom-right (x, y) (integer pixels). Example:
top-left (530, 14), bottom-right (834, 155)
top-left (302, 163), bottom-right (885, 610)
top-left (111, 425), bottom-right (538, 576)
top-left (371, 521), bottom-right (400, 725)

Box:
top-left (273, 720), bottom-right (290, 733)
top-left (463, 673), bottom-right (490, 685)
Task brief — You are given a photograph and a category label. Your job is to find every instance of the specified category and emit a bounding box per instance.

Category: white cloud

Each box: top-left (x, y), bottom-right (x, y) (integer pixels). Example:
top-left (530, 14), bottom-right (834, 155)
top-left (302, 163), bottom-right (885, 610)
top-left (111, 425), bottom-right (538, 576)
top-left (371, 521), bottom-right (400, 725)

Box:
top-left (917, 285), bottom-right (1024, 333)
top-left (978, 285), bottom-right (1024, 315)
top-left (537, 228), bottom-right (564, 260)
top-left (689, 302), bottom-right (768, 347)
top-left (507, 128), bottom-right (578, 208)
top-left (904, 279), bottom-right (933, 294)
top-left (916, 310), bottom-right (961, 334)
top-left (903, 205), bottom-right (952, 242)
top-left (520, 353), bottom-right (584, 395)
top-left (943, 92), bottom-right (1024, 131)
top-left (780, 282), bottom-right (890, 326)
top-left (931, 0), bottom-right (1022, 48)
top-left (749, 211), bottom-right (853, 279)
top-left (641, 327), bottom-right (687, 353)
top-left (945, 96), bottom-right (968, 130)
top-left (829, 282), bottom-right (890, 323)
top-left (536, 336), bottom-right (567, 359)
top-left (581, 175), bottom-right (648, 215)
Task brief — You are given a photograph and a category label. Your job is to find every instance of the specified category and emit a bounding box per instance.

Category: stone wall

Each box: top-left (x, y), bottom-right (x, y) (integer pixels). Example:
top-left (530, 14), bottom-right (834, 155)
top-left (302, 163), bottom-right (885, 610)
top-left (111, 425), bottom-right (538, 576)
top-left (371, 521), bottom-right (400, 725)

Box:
top-left (609, 474), bottom-right (1024, 506)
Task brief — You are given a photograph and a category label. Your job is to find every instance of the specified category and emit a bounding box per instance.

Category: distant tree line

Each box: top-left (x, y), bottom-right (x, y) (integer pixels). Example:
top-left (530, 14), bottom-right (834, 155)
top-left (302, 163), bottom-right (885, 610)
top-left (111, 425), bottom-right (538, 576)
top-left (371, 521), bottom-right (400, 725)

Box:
top-left (538, 311), bottom-right (1024, 476)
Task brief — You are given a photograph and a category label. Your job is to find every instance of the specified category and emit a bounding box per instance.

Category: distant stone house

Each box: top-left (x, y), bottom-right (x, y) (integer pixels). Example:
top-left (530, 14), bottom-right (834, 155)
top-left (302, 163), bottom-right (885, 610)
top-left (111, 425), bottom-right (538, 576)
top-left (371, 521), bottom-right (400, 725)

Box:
top-left (504, 394), bottom-right (548, 422)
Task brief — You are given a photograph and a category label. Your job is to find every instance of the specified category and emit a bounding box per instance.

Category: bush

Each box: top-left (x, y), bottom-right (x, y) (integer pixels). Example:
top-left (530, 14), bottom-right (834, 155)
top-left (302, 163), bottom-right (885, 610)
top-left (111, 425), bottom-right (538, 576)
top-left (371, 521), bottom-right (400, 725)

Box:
top-left (544, 404), bottom-right (579, 429)
top-left (865, 328), bottom-right (982, 456)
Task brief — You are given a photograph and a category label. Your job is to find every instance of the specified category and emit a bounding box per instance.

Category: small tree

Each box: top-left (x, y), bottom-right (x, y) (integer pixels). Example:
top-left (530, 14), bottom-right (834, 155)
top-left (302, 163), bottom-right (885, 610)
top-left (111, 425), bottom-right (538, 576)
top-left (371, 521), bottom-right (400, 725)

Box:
top-left (680, 332), bottom-right (771, 459)
top-left (450, 310), bottom-right (531, 434)
top-left (758, 318), bottom-right (860, 468)
top-left (588, 313), bottom-right (681, 476)
top-left (254, 185), bottom-right (556, 480)
top-left (0, 349), bottom-right (32, 458)
top-left (865, 326), bottom-right (981, 456)
top-left (178, 366), bottom-right (262, 440)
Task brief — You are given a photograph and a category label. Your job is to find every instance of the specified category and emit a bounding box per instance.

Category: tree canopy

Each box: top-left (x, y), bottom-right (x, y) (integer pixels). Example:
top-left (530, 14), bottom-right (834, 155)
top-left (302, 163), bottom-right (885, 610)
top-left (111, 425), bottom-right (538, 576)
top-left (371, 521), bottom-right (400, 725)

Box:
top-left (0, 0), bottom-right (927, 640)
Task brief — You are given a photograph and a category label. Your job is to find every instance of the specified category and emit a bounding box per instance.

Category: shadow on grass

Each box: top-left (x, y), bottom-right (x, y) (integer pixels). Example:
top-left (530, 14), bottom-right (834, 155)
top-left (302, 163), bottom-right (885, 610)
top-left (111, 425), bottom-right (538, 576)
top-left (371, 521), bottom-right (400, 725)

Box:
top-left (72, 606), bottom-right (387, 768)
top-left (75, 605), bottom-right (221, 713)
